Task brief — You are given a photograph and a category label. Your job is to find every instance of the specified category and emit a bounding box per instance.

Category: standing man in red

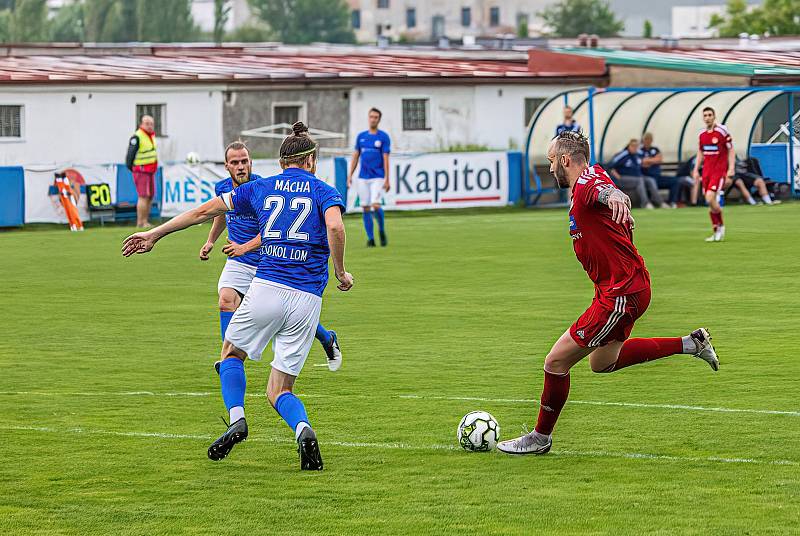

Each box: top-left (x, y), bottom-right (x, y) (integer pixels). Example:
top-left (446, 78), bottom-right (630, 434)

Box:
top-left (498, 131), bottom-right (720, 456)
top-left (126, 115), bottom-right (158, 228)
top-left (693, 107), bottom-right (734, 242)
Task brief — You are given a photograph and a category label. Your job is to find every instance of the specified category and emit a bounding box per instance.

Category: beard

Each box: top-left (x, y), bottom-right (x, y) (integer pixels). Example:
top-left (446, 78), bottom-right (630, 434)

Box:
top-left (553, 161), bottom-right (570, 189)
top-left (232, 170), bottom-right (251, 185)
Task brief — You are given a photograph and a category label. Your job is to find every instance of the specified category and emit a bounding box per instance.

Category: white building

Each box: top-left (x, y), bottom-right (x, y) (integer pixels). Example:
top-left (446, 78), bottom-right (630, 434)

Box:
top-left (0, 44), bottom-right (604, 167)
top-left (190, 0), bottom-right (253, 34)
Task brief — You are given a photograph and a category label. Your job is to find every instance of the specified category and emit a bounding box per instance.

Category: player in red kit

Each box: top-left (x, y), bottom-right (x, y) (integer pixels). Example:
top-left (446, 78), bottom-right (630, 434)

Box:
top-left (497, 131), bottom-right (720, 456)
top-left (693, 107), bottom-right (735, 242)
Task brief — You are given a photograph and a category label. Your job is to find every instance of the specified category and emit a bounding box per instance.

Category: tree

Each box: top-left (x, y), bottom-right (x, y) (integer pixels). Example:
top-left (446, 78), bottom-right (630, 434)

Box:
top-left (84, 0), bottom-right (127, 42)
top-left (138, 0), bottom-right (198, 42)
top-left (225, 21), bottom-right (274, 42)
top-left (0, 9), bottom-right (11, 43)
top-left (643, 19), bottom-right (652, 38)
top-left (50, 1), bottom-right (85, 42)
top-left (540, 0), bottom-right (624, 38)
top-left (214, 0), bottom-right (230, 44)
top-left (11, 0), bottom-right (49, 42)
top-left (248, 0), bottom-right (355, 44)
top-left (710, 0), bottom-right (800, 37)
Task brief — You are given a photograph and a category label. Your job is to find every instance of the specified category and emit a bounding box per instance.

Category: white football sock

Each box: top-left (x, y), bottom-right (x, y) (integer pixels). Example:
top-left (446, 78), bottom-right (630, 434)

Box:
top-left (761, 195), bottom-right (773, 204)
top-left (532, 430), bottom-right (551, 444)
top-left (747, 197), bottom-right (757, 205)
top-left (295, 421), bottom-right (310, 440)
top-left (229, 406), bottom-right (245, 424)
top-left (681, 335), bottom-right (698, 354)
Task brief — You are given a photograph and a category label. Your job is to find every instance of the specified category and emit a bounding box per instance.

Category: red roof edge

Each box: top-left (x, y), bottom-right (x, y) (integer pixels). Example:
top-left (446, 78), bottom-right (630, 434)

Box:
top-left (527, 49), bottom-right (606, 77)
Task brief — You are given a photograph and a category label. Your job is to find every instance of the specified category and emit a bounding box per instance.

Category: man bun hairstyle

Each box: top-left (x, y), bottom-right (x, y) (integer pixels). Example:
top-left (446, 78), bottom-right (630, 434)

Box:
top-left (280, 121), bottom-right (318, 166)
top-left (553, 130), bottom-right (590, 164)
top-left (224, 140), bottom-right (250, 162)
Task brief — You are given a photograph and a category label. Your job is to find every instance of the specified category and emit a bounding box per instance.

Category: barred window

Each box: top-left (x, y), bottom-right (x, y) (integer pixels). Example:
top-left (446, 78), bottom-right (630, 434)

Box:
top-left (524, 97), bottom-right (546, 126)
top-left (0, 105), bottom-right (22, 138)
top-left (273, 102), bottom-right (306, 125)
top-left (136, 104), bottom-right (166, 136)
top-left (377, 0), bottom-right (389, 8)
top-left (402, 98), bottom-right (429, 131)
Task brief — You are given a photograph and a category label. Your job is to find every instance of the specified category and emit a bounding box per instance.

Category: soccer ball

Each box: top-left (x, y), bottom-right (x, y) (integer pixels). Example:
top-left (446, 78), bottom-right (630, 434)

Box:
top-left (457, 411), bottom-right (500, 452)
top-left (185, 151), bottom-right (200, 164)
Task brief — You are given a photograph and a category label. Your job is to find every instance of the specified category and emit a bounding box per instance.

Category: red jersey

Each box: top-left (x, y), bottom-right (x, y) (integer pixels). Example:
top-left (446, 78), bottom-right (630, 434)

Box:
top-left (569, 165), bottom-right (650, 298)
top-left (699, 124), bottom-right (732, 181)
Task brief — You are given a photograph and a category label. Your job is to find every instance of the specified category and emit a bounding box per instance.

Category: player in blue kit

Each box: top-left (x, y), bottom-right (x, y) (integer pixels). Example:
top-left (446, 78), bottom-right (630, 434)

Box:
top-left (199, 141), bottom-right (342, 371)
top-left (347, 107), bottom-right (390, 247)
top-left (123, 123), bottom-right (354, 470)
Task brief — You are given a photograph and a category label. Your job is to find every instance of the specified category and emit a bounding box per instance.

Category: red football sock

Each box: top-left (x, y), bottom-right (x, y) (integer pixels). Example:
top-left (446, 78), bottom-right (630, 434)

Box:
top-left (709, 210), bottom-right (720, 229)
top-left (534, 371), bottom-right (570, 435)
top-left (604, 337), bottom-right (683, 372)
top-left (716, 211), bottom-right (724, 226)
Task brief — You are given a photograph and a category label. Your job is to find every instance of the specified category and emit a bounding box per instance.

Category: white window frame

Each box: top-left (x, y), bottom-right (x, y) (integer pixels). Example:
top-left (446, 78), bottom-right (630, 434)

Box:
top-left (271, 101), bottom-right (308, 125)
top-left (401, 96), bottom-right (432, 131)
top-left (0, 104), bottom-right (25, 143)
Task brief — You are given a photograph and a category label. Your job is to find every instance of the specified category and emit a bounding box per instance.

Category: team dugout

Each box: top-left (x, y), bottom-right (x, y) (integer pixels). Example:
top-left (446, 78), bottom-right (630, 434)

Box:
top-left (525, 86), bottom-right (800, 206)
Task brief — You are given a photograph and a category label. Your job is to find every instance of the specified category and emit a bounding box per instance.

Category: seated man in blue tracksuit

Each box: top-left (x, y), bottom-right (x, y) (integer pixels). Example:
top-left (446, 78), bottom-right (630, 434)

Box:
top-left (608, 138), bottom-right (666, 209)
top-left (639, 132), bottom-right (679, 208)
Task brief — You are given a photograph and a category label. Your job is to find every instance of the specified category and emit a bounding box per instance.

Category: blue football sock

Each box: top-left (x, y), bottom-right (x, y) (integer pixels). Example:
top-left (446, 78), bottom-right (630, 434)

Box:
top-left (315, 323), bottom-right (331, 346)
top-left (274, 392), bottom-right (310, 435)
top-left (373, 207), bottom-right (385, 234)
top-left (362, 211), bottom-right (375, 240)
top-left (218, 358), bottom-right (246, 419)
top-left (220, 311), bottom-right (234, 341)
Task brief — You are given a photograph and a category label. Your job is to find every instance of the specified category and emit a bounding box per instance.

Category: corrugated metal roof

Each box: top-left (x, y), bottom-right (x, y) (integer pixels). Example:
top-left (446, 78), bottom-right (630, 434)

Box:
top-left (556, 47), bottom-right (800, 77)
top-left (0, 46), bottom-right (598, 84)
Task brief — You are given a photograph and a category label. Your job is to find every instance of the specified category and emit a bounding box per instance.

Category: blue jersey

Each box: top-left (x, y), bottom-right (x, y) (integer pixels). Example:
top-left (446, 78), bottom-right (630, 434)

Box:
top-left (355, 129), bottom-right (391, 179)
top-left (555, 122), bottom-right (581, 136)
top-left (638, 146), bottom-right (662, 178)
top-left (215, 175), bottom-right (263, 268)
top-left (224, 168), bottom-right (345, 297)
top-left (609, 149), bottom-right (643, 176)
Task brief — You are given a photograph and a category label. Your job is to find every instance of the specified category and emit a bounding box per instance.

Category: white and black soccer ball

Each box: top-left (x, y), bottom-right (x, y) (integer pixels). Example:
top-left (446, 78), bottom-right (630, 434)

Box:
top-left (185, 151), bottom-right (201, 165)
top-left (457, 411), bottom-right (500, 452)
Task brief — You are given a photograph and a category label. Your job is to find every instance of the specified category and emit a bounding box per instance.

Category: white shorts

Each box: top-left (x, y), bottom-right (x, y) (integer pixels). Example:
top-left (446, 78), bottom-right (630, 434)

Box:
top-left (217, 259), bottom-right (257, 296)
top-left (357, 178), bottom-right (384, 206)
top-left (225, 279), bottom-right (322, 376)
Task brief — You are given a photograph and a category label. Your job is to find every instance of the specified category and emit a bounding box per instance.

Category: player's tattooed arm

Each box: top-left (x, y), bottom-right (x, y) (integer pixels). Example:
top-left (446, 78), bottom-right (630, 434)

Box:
top-left (598, 187), bottom-right (634, 227)
top-left (222, 234), bottom-right (261, 258)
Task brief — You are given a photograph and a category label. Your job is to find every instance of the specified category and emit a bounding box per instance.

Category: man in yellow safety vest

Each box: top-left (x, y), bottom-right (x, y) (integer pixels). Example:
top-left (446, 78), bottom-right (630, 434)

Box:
top-left (126, 115), bottom-right (158, 228)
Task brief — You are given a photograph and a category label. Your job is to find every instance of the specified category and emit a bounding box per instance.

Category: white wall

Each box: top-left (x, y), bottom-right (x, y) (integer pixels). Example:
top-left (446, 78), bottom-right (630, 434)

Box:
top-left (0, 85), bottom-right (225, 167)
top-left (350, 83), bottom-right (579, 152)
top-left (671, 5), bottom-right (725, 38)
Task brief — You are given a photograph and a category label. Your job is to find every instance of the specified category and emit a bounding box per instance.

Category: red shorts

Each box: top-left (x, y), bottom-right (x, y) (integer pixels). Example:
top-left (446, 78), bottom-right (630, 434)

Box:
top-left (570, 287), bottom-right (651, 348)
top-left (702, 175), bottom-right (725, 194)
top-left (133, 170), bottom-right (155, 198)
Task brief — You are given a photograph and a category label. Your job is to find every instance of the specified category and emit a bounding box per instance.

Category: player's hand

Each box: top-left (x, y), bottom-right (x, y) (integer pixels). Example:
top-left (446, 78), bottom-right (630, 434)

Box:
top-left (691, 170), bottom-right (700, 183)
top-left (335, 271), bottom-right (354, 291)
top-left (383, 179), bottom-right (390, 192)
top-left (122, 231), bottom-right (157, 257)
top-left (608, 190), bottom-right (633, 226)
top-left (199, 241), bottom-right (214, 261)
top-left (222, 240), bottom-right (246, 258)
top-left (347, 175), bottom-right (353, 188)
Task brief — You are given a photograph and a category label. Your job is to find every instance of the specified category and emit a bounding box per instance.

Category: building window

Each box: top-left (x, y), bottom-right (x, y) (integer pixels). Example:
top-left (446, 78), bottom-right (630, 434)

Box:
top-left (461, 7), bottom-right (471, 27)
top-left (377, 0), bottom-right (389, 8)
top-left (351, 9), bottom-right (361, 29)
top-left (524, 97), bottom-right (546, 126)
top-left (0, 105), bottom-right (22, 138)
top-left (431, 15), bottom-right (445, 39)
top-left (490, 6), bottom-right (500, 27)
top-left (406, 8), bottom-right (416, 28)
top-left (272, 102), bottom-right (307, 125)
top-left (136, 104), bottom-right (166, 136)
top-left (402, 98), bottom-right (429, 131)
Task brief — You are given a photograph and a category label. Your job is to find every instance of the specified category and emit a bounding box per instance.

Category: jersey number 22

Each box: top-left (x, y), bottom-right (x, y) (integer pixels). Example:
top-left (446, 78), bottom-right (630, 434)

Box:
top-left (262, 195), bottom-right (312, 241)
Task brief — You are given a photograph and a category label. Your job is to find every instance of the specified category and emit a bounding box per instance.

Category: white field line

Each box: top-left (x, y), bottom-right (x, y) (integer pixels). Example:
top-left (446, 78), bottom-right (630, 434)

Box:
top-left (2, 390), bottom-right (799, 418)
top-left (5, 425), bottom-right (796, 466)
top-left (399, 395), bottom-right (800, 417)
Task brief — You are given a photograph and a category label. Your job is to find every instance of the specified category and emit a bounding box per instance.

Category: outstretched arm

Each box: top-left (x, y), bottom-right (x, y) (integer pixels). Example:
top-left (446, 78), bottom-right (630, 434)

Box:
top-left (597, 187), bottom-right (634, 227)
top-left (325, 206), bottom-right (353, 291)
top-left (200, 215), bottom-right (227, 260)
top-left (123, 197), bottom-right (228, 257)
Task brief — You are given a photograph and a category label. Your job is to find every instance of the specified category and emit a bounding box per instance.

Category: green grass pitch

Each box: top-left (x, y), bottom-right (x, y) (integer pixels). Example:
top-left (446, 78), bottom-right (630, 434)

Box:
top-left (1, 204), bottom-right (799, 535)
